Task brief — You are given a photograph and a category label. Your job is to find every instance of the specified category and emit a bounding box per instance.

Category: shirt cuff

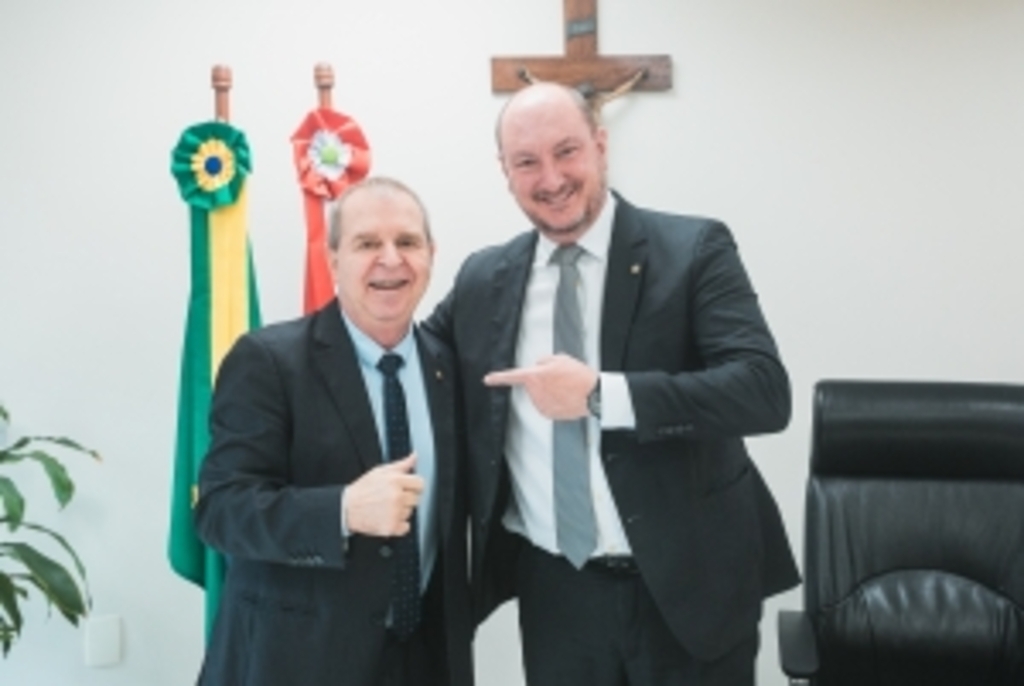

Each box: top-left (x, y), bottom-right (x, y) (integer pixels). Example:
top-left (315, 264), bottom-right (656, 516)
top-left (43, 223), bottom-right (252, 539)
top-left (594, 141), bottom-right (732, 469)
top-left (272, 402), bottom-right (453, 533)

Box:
top-left (600, 372), bottom-right (636, 429)
top-left (340, 486), bottom-right (351, 540)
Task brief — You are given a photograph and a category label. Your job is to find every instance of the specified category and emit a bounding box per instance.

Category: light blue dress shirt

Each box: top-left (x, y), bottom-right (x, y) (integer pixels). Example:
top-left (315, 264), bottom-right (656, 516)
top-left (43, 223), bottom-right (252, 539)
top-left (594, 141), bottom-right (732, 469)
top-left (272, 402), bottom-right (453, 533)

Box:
top-left (342, 313), bottom-right (437, 593)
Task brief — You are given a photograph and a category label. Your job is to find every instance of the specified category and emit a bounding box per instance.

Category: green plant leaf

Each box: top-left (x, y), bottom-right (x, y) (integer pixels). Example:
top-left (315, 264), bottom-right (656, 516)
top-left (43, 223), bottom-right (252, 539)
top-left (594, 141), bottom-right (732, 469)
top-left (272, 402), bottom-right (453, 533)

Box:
top-left (0, 438), bottom-right (30, 461)
top-left (0, 572), bottom-right (32, 657)
top-left (25, 436), bottom-right (101, 462)
top-left (0, 623), bottom-right (14, 657)
top-left (0, 450), bottom-right (75, 508)
top-left (15, 574), bottom-right (78, 626)
top-left (0, 573), bottom-right (24, 636)
top-left (0, 543), bottom-right (87, 624)
top-left (16, 522), bottom-right (91, 609)
top-left (0, 478), bottom-right (25, 531)
top-left (0, 521), bottom-right (92, 612)
top-left (0, 407), bottom-right (95, 657)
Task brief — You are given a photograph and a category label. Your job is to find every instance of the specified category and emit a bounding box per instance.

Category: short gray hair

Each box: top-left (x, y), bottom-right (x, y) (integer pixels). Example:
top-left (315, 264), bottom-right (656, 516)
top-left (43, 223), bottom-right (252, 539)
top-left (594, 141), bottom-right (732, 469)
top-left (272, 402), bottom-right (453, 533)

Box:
top-left (327, 176), bottom-right (433, 250)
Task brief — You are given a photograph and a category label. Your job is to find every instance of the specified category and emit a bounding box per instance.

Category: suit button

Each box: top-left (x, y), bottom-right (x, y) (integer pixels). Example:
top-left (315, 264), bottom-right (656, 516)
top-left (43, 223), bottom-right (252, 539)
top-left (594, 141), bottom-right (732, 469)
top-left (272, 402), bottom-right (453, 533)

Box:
top-left (380, 545), bottom-right (393, 559)
top-left (625, 515), bottom-right (642, 525)
top-left (605, 453), bottom-right (618, 463)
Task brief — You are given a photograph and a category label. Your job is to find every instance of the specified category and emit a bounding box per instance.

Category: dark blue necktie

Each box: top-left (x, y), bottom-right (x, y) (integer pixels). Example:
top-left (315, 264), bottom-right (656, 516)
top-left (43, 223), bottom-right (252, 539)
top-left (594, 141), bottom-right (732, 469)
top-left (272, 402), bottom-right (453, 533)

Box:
top-left (377, 352), bottom-right (422, 640)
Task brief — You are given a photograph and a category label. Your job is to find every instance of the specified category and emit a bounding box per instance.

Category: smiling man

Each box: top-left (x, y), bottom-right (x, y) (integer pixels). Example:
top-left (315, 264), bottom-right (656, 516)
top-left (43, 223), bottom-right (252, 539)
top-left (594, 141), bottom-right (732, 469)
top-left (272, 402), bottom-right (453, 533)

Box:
top-left (194, 177), bottom-right (473, 686)
top-left (427, 82), bottom-right (798, 686)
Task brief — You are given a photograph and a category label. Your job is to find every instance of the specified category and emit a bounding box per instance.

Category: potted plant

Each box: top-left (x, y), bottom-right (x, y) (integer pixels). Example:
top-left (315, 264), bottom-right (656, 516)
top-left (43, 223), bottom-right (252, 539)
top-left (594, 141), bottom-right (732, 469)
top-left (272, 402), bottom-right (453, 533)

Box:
top-left (0, 403), bottom-right (98, 656)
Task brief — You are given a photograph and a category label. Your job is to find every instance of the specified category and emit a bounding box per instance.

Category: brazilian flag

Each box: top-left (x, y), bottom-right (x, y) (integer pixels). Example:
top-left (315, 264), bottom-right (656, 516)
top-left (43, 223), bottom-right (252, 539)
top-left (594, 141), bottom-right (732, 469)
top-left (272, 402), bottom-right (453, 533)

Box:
top-left (168, 121), bottom-right (260, 637)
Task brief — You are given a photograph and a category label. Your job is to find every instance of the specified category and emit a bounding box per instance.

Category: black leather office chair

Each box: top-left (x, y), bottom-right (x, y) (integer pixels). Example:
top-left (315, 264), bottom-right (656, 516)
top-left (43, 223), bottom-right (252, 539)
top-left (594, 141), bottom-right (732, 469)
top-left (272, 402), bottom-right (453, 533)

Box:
top-left (778, 380), bottom-right (1024, 685)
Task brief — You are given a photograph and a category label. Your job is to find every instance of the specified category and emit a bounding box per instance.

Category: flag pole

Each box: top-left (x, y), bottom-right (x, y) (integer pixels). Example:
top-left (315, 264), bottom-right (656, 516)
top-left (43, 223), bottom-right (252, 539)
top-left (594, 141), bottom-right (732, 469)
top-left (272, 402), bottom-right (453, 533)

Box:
top-left (291, 63), bottom-right (371, 313)
top-left (315, 62), bottom-right (334, 110)
top-left (212, 65), bottom-right (231, 123)
top-left (169, 63), bottom-right (260, 640)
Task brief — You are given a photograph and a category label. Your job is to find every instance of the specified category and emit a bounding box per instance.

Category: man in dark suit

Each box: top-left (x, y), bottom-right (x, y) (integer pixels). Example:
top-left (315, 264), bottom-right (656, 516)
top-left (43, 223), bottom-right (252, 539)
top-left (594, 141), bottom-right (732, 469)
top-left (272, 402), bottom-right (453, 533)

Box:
top-left (426, 83), bottom-right (798, 685)
top-left (194, 177), bottom-right (473, 686)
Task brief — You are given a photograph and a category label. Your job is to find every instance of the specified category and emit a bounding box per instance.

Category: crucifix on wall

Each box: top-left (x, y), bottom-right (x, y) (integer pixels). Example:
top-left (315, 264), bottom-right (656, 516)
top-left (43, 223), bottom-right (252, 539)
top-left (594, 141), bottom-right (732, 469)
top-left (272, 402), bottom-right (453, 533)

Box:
top-left (491, 0), bottom-right (672, 115)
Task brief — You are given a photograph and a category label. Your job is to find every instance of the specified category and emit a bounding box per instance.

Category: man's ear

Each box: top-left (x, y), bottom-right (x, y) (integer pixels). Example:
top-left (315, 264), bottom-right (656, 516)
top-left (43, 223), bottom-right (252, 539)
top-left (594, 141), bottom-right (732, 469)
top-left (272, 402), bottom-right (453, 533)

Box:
top-left (327, 246), bottom-right (340, 283)
top-left (595, 127), bottom-right (609, 163)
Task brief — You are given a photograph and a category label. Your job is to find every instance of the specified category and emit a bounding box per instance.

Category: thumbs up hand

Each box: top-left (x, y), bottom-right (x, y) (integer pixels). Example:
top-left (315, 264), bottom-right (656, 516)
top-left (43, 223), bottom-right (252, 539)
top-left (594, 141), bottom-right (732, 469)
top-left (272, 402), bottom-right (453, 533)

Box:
top-left (345, 453), bottom-right (423, 537)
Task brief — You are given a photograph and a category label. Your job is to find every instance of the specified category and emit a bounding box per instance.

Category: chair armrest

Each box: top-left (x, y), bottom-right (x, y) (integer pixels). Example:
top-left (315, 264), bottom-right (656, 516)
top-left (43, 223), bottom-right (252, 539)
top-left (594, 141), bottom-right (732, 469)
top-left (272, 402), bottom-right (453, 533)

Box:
top-left (778, 609), bottom-right (819, 682)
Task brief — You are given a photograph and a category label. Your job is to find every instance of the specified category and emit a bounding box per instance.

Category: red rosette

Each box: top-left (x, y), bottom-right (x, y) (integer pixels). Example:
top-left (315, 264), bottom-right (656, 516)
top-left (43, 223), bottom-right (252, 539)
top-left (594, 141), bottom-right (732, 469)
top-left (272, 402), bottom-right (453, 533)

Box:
top-left (291, 108), bottom-right (371, 199)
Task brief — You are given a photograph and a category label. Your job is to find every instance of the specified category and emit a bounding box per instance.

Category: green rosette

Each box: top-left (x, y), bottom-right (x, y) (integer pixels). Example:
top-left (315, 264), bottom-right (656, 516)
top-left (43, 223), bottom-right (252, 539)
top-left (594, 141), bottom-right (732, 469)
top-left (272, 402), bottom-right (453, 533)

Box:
top-left (171, 121), bottom-right (252, 210)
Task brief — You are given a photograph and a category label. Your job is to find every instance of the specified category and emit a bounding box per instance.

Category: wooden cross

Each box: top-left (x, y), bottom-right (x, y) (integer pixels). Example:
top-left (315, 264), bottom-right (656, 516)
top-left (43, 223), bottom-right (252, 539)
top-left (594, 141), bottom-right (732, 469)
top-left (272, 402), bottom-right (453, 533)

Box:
top-left (491, 0), bottom-right (672, 110)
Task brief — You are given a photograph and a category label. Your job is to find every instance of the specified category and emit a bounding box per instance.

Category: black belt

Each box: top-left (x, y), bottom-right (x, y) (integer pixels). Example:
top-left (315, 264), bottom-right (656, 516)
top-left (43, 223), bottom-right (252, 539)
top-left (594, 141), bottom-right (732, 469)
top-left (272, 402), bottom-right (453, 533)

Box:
top-left (584, 555), bottom-right (639, 576)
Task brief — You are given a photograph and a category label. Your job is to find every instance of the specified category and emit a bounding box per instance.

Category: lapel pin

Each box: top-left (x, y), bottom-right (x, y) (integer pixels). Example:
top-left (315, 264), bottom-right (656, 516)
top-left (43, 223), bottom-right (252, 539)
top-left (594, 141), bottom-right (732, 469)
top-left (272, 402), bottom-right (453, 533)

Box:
top-left (630, 264), bottom-right (641, 275)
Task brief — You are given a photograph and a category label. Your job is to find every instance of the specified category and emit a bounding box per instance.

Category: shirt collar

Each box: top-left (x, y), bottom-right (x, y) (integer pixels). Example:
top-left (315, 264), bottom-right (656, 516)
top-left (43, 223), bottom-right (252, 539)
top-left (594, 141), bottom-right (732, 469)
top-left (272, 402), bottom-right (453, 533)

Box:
top-left (533, 191), bottom-right (616, 266)
top-left (340, 308), bottom-right (416, 368)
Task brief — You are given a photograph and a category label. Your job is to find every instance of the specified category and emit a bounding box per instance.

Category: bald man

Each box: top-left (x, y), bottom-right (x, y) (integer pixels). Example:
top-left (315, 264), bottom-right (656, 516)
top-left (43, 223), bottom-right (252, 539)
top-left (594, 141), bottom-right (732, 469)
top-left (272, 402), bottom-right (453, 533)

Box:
top-left (426, 83), bottom-right (798, 685)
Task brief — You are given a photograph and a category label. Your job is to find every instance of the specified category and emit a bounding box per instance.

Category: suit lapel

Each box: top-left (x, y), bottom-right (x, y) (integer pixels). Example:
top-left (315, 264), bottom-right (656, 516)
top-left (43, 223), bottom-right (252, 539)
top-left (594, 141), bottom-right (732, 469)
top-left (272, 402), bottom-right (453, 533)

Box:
top-left (416, 328), bottom-right (456, 544)
top-left (601, 198), bottom-right (648, 372)
top-left (488, 232), bottom-right (537, 448)
top-left (311, 305), bottom-right (383, 473)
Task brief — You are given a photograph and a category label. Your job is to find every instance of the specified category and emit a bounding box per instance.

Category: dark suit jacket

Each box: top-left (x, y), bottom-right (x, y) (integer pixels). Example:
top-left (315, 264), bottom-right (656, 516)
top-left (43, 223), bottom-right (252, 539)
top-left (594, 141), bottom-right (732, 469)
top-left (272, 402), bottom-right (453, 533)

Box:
top-left (426, 193), bottom-right (799, 662)
top-left (194, 304), bottom-right (473, 686)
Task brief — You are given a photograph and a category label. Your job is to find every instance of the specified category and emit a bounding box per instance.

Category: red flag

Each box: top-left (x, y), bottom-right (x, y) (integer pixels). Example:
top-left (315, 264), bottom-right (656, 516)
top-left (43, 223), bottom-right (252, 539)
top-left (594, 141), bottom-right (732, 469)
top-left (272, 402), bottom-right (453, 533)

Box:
top-left (291, 109), bottom-right (371, 312)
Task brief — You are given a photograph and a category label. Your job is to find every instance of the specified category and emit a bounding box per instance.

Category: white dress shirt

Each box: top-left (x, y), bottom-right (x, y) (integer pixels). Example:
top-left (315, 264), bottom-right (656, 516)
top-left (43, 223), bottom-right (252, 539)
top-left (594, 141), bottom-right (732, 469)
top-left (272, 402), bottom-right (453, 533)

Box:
top-left (502, 192), bottom-right (637, 558)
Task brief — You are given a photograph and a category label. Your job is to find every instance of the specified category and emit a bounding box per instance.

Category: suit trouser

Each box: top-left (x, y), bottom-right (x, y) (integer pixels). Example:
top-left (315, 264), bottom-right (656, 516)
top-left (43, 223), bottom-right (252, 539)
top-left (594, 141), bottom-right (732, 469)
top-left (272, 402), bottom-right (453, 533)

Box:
top-left (516, 541), bottom-right (758, 686)
top-left (376, 570), bottom-right (447, 686)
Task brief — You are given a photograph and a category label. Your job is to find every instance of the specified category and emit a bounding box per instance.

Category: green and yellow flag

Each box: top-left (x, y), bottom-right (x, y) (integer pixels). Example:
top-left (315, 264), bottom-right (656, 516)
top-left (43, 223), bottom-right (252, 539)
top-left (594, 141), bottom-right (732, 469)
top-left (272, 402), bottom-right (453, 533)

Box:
top-left (168, 121), bottom-right (260, 636)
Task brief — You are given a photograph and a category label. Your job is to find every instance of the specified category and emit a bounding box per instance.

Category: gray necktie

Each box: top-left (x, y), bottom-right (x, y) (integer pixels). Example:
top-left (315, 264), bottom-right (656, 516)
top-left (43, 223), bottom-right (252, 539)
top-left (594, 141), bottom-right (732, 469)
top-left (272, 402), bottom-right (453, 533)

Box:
top-left (550, 244), bottom-right (597, 568)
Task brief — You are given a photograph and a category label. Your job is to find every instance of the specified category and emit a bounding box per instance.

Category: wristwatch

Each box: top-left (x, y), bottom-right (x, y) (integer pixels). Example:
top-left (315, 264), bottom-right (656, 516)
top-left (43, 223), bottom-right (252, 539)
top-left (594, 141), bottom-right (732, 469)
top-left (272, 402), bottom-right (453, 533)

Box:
top-left (587, 378), bottom-right (602, 419)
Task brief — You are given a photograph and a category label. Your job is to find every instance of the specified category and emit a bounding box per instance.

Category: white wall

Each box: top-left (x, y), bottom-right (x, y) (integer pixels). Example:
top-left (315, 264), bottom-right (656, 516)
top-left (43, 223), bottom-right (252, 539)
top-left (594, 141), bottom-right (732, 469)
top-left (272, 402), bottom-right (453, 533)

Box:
top-left (1, 0), bottom-right (1022, 684)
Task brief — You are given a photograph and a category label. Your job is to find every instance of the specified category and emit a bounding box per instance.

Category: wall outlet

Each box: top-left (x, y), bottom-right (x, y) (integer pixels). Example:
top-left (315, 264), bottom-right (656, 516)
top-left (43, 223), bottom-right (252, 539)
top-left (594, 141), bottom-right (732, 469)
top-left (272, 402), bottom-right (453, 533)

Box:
top-left (83, 614), bottom-right (122, 667)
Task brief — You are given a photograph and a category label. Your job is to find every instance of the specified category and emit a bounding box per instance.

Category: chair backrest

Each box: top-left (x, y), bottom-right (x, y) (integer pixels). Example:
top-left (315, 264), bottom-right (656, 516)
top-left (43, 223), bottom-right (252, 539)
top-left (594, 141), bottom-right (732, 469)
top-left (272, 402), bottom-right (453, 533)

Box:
top-left (805, 380), bottom-right (1024, 685)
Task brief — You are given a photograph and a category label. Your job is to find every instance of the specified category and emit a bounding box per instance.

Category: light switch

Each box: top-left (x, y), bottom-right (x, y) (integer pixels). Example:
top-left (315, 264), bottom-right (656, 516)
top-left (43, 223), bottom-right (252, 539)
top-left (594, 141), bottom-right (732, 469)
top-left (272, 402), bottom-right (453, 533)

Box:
top-left (83, 614), bottom-right (122, 667)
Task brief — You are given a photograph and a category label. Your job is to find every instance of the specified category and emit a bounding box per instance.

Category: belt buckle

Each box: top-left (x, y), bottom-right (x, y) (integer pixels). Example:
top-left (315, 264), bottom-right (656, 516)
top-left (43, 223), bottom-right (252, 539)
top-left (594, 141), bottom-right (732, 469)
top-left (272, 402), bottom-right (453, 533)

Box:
top-left (591, 555), bottom-right (637, 575)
